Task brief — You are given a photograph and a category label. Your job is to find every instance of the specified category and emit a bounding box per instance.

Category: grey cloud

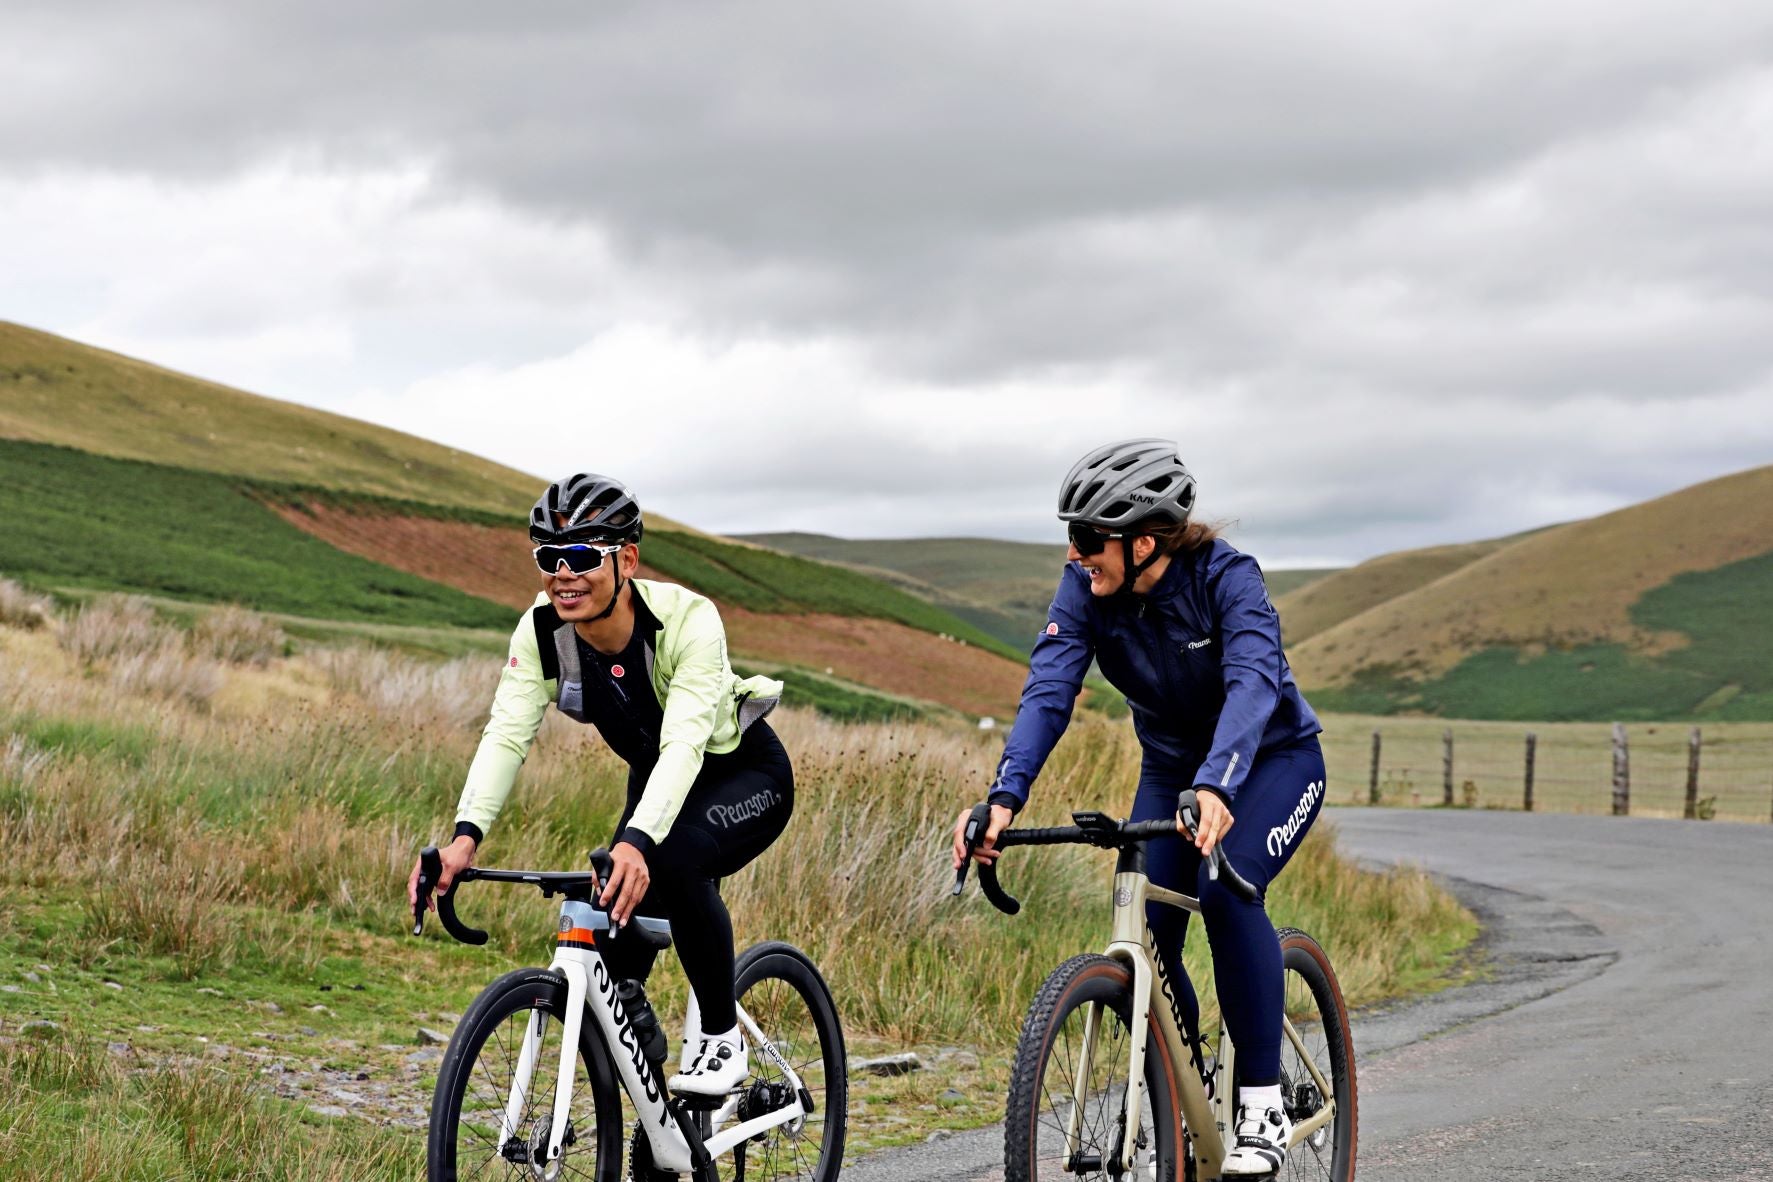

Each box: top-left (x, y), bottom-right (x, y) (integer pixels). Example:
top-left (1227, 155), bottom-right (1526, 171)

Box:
top-left (8, 0), bottom-right (1773, 558)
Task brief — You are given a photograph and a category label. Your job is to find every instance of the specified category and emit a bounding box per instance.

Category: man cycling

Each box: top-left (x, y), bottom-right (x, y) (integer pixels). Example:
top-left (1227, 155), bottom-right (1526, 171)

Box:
top-left (409, 472), bottom-right (792, 1096)
top-left (952, 439), bottom-right (1326, 1175)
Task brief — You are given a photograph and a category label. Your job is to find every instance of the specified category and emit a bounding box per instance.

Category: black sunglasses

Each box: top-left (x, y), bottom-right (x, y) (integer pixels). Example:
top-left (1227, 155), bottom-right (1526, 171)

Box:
top-left (533, 542), bottom-right (623, 576)
top-left (1067, 523), bottom-right (1126, 557)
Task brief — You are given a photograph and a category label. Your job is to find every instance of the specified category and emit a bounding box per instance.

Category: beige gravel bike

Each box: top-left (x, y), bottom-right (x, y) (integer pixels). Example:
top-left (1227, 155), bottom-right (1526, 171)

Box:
top-left (955, 790), bottom-right (1356, 1182)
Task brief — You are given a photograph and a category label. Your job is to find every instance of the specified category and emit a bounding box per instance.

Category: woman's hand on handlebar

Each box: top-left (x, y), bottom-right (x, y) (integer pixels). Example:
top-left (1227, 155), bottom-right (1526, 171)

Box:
top-left (951, 803), bottom-right (1014, 870)
top-left (410, 835), bottom-right (476, 911)
top-left (597, 840), bottom-right (650, 926)
top-left (1182, 789), bottom-right (1234, 857)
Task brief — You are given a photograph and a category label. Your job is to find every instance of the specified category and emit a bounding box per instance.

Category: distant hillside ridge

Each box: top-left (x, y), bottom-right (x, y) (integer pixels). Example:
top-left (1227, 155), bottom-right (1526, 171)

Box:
top-left (745, 530), bottom-right (1338, 651)
top-left (0, 320), bottom-right (698, 527)
top-left (1293, 464), bottom-right (1773, 720)
top-left (1274, 533), bottom-right (1537, 646)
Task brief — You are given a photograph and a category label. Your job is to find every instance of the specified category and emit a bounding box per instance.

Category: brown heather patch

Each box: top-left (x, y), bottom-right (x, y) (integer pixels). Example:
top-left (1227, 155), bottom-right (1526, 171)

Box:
top-left (722, 607), bottom-right (1025, 717)
top-left (266, 500), bottom-right (539, 611)
top-left (1291, 464), bottom-right (1773, 687)
top-left (270, 504), bottom-right (1028, 716)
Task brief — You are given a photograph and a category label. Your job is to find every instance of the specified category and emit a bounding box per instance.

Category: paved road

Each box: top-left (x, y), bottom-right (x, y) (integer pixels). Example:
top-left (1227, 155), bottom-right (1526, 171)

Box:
top-left (846, 810), bottom-right (1773, 1182)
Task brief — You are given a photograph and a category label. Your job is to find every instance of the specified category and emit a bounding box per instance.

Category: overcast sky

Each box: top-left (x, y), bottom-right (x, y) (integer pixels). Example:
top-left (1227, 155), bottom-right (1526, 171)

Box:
top-left (4, 1), bottom-right (1771, 564)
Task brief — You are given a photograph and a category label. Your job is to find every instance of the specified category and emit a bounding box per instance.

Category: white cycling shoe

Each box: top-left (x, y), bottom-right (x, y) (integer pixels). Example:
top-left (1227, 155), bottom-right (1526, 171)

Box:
top-left (668, 1027), bottom-right (748, 1097)
top-left (1221, 1104), bottom-right (1291, 1176)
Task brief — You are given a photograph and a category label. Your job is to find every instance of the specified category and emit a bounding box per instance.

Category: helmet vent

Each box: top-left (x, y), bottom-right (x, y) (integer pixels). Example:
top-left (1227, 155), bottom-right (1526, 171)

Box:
top-left (1145, 475), bottom-right (1173, 493)
top-left (1102, 499), bottom-right (1134, 519)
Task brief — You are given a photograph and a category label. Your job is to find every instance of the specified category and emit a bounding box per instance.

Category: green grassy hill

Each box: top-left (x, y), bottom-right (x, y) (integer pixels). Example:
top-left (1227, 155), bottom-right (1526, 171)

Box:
top-left (1295, 465), bottom-right (1773, 721)
top-left (1274, 535), bottom-right (1527, 646)
top-left (0, 324), bottom-right (1032, 715)
top-left (0, 440), bottom-right (511, 629)
top-left (0, 320), bottom-right (703, 529)
top-left (739, 531), bottom-right (1336, 652)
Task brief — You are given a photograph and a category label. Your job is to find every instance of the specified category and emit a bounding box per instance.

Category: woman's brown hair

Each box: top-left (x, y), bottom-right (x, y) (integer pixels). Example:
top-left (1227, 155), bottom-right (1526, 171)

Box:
top-left (1131, 515), bottom-right (1221, 557)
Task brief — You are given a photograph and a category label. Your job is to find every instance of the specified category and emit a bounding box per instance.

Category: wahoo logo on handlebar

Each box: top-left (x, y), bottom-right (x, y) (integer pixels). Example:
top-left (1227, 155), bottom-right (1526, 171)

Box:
top-left (951, 789), bottom-right (1260, 915)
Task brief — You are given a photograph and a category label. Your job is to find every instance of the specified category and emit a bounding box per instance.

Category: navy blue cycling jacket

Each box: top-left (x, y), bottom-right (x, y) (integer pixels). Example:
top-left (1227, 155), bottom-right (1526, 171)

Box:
top-left (991, 539), bottom-right (1321, 808)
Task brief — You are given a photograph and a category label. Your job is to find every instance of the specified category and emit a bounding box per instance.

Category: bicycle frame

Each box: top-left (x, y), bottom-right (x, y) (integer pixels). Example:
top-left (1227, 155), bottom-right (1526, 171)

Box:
top-left (512, 898), bottom-right (813, 1175)
top-left (1076, 844), bottom-right (1338, 1180)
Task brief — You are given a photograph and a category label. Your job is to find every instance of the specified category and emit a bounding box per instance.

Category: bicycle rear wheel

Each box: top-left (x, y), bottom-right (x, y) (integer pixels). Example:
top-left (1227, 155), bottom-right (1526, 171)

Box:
top-left (1005, 953), bottom-right (1182, 1182)
top-left (1277, 928), bottom-right (1357, 1182)
top-left (428, 967), bottom-right (624, 1182)
top-left (726, 941), bottom-right (847, 1182)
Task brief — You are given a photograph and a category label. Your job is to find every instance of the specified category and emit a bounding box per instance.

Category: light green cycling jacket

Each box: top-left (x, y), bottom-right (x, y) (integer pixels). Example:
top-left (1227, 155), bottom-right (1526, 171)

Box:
top-left (454, 578), bottom-right (782, 846)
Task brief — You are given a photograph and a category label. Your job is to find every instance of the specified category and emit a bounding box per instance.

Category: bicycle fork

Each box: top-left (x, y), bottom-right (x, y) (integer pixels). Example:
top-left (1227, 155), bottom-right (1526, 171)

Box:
top-left (501, 959), bottom-right (594, 1175)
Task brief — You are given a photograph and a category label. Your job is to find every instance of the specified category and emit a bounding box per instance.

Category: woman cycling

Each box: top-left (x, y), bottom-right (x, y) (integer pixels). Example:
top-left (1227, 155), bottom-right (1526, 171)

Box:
top-left (408, 472), bottom-right (792, 1097)
top-left (951, 439), bottom-right (1325, 1176)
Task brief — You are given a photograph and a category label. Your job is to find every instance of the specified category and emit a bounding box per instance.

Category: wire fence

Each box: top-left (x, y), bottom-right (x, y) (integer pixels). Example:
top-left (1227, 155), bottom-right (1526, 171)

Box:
top-left (1319, 714), bottom-right (1773, 823)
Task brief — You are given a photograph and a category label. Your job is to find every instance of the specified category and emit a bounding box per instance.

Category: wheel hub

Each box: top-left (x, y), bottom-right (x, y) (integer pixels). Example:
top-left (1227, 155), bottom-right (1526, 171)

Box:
top-left (738, 1079), bottom-right (800, 1137)
top-left (1284, 1079), bottom-right (1328, 1151)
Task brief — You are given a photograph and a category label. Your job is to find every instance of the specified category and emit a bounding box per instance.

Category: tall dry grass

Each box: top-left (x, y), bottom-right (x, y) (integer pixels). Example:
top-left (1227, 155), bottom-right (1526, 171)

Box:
top-left (52, 594), bottom-right (225, 709)
top-left (0, 577), bottom-right (54, 631)
top-left (192, 603), bottom-right (288, 666)
top-left (2, 611), bottom-right (1470, 1046)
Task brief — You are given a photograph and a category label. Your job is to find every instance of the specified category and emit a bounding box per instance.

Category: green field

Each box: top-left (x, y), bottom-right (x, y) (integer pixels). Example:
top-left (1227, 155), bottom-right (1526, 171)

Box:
top-left (1318, 712), bottom-right (1773, 823)
top-left (0, 440), bottom-right (510, 629)
top-left (1309, 546), bottom-right (1773, 722)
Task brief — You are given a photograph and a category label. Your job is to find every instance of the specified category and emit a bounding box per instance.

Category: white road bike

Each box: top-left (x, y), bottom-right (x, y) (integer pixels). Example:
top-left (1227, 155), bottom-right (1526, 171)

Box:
top-left (413, 847), bottom-right (846, 1182)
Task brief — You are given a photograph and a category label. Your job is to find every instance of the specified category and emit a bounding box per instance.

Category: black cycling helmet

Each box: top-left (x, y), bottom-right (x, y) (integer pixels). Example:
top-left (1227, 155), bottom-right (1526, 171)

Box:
top-left (1057, 438), bottom-right (1196, 529)
top-left (529, 473), bottom-right (644, 545)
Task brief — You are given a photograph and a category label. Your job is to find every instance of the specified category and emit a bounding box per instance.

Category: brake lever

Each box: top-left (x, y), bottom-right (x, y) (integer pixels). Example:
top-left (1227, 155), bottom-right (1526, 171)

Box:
top-left (412, 846), bottom-right (442, 936)
top-left (1176, 791), bottom-right (1222, 883)
top-left (952, 802), bottom-right (993, 897)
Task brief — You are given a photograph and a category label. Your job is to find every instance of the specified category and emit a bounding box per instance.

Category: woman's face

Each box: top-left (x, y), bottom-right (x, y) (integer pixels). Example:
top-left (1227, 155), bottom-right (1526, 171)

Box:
top-left (1068, 533), bottom-right (1156, 597)
top-left (1069, 535), bottom-right (1127, 596)
top-left (543, 543), bottom-right (637, 621)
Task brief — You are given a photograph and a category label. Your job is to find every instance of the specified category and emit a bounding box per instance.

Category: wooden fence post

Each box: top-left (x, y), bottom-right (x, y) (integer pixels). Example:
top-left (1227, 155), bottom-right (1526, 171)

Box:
top-left (1368, 730), bottom-right (1382, 806)
top-left (1611, 722), bottom-right (1630, 816)
top-left (1684, 727), bottom-right (1702, 820)
top-left (1442, 729), bottom-right (1454, 807)
top-left (1523, 732), bottom-right (1536, 813)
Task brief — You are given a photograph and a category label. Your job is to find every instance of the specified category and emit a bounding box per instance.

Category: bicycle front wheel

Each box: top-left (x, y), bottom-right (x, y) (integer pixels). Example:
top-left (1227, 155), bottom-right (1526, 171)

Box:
top-left (1005, 953), bottom-right (1182, 1182)
top-left (427, 967), bottom-right (624, 1182)
top-left (1278, 928), bottom-right (1357, 1182)
top-left (729, 940), bottom-right (847, 1182)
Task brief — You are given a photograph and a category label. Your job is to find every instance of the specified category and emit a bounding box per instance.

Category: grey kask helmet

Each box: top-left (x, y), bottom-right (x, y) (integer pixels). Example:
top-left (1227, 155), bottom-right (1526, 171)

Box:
top-left (1057, 438), bottom-right (1196, 528)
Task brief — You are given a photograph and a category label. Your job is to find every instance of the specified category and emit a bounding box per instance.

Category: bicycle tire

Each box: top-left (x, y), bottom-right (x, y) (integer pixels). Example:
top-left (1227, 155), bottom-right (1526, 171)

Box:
top-left (428, 966), bottom-right (624, 1182)
top-left (730, 941), bottom-right (848, 1182)
top-left (1276, 928), bottom-right (1358, 1182)
top-left (1005, 953), bottom-right (1183, 1182)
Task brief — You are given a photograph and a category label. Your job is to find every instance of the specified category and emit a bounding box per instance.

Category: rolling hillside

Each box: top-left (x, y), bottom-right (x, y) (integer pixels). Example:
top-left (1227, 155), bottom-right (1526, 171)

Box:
top-left (741, 530), bottom-right (1337, 651)
top-left (1274, 534), bottom-right (1529, 646)
top-left (0, 325), bottom-right (1031, 717)
top-left (1294, 465), bottom-right (1773, 720)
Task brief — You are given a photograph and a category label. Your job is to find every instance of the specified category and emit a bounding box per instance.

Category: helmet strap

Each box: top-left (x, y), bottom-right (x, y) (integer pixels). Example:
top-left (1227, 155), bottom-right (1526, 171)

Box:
top-left (1119, 535), bottom-right (1161, 597)
top-left (589, 565), bottom-right (627, 623)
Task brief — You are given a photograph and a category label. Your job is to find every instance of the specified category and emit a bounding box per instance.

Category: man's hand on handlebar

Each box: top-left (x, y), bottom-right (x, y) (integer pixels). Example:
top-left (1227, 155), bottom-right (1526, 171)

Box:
top-left (410, 835), bottom-right (476, 912)
top-left (951, 803), bottom-right (1014, 870)
top-left (595, 841), bottom-right (650, 927)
